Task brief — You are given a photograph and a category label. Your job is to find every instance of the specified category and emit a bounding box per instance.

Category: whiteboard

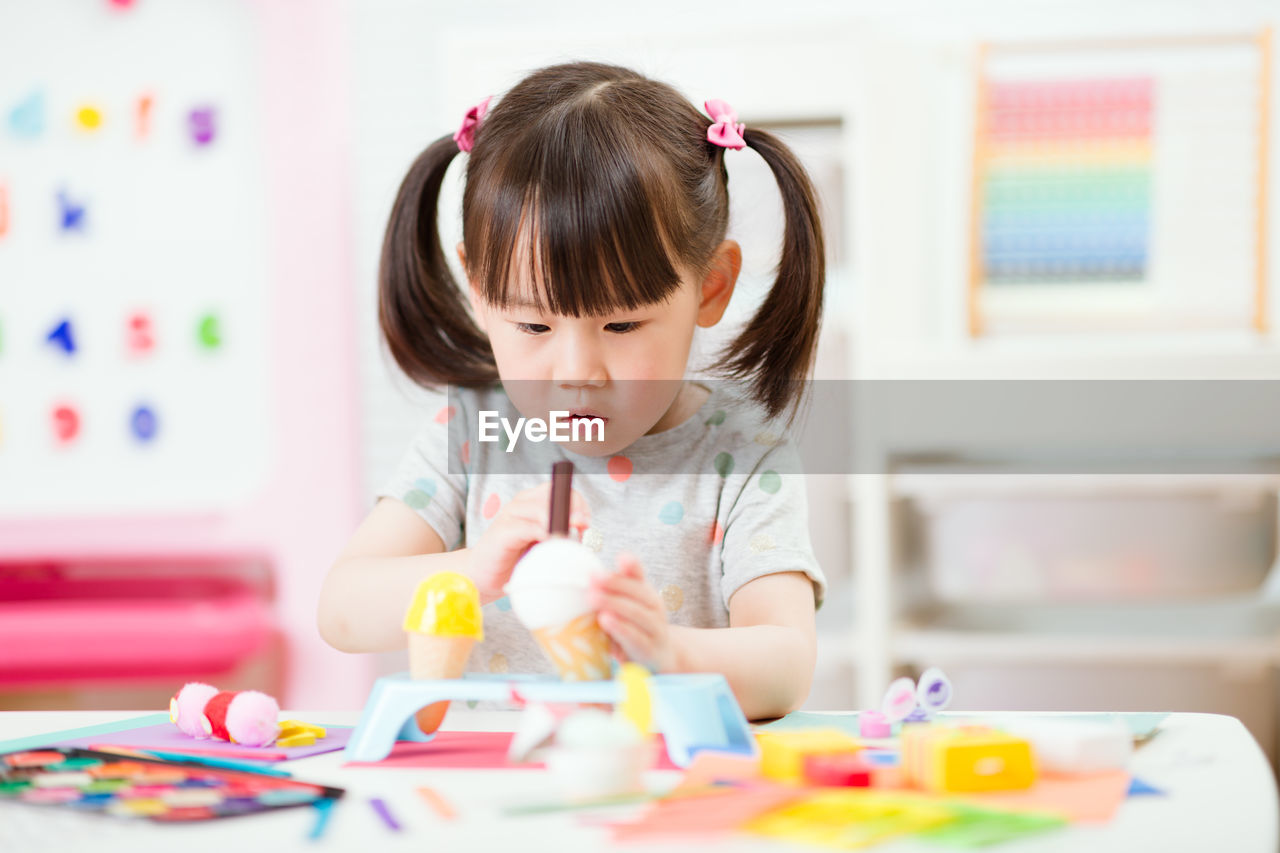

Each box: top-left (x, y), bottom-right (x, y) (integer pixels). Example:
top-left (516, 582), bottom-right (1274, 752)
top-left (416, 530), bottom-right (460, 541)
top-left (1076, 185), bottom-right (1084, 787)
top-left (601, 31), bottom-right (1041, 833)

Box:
top-left (0, 0), bottom-right (272, 516)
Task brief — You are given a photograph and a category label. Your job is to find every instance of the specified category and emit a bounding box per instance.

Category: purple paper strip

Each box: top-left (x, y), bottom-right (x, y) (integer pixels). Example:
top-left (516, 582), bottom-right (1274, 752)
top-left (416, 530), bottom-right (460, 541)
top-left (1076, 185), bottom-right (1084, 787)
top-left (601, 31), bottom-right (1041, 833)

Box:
top-left (54, 722), bottom-right (351, 761)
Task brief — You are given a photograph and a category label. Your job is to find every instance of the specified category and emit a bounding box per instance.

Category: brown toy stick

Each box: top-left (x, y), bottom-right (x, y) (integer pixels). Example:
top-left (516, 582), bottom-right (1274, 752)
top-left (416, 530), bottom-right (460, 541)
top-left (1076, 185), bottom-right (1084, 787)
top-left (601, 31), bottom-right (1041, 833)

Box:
top-left (549, 461), bottom-right (573, 536)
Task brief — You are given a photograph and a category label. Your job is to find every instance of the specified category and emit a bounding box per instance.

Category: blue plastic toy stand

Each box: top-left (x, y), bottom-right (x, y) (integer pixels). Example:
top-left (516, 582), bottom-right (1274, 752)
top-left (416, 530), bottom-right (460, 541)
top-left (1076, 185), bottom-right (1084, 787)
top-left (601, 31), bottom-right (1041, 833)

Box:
top-left (344, 671), bottom-right (756, 768)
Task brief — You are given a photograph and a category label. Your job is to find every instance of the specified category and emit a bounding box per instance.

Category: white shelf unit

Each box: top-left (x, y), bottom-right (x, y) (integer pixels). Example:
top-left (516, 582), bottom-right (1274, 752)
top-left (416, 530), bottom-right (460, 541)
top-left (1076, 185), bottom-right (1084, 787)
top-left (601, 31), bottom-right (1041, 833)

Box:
top-left (840, 19), bottom-right (1280, 767)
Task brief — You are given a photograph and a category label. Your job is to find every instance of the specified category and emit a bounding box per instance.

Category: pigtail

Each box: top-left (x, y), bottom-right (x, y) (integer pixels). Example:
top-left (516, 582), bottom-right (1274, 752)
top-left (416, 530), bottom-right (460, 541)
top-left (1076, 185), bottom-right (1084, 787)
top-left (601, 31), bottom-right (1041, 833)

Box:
top-left (724, 128), bottom-right (825, 422)
top-left (378, 134), bottom-right (497, 388)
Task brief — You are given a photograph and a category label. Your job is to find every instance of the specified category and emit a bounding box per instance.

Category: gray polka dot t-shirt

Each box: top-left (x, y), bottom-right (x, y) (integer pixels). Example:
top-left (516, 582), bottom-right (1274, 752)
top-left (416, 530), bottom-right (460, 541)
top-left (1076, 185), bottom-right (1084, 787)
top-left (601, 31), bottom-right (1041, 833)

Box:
top-left (377, 382), bottom-right (826, 678)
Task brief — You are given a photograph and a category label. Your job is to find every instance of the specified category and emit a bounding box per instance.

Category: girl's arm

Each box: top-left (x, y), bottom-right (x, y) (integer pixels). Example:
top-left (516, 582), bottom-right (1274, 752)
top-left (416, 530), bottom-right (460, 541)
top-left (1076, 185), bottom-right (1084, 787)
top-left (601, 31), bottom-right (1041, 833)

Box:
top-left (671, 571), bottom-right (818, 720)
top-left (318, 498), bottom-right (470, 654)
top-left (591, 561), bottom-right (818, 721)
top-left (320, 485), bottom-right (590, 654)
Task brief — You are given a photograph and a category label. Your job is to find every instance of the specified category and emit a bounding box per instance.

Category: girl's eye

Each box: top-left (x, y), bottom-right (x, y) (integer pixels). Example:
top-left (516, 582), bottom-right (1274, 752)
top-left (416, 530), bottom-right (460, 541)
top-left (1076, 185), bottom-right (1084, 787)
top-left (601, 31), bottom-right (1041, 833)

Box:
top-left (604, 322), bottom-right (641, 334)
top-left (515, 322), bottom-right (550, 335)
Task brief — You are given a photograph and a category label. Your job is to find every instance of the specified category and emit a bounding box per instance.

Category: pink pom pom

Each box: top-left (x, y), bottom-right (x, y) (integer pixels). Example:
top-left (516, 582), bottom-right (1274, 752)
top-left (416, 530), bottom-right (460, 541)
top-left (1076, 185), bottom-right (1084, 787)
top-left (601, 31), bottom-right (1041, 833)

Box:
top-left (224, 691), bottom-right (280, 748)
top-left (170, 682), bottom-right (219, 738)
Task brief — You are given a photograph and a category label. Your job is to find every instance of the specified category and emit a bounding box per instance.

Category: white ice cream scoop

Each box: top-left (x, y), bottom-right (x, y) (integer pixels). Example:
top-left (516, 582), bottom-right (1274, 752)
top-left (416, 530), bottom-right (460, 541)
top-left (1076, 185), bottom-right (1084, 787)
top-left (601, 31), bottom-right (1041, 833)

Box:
top-left (504, 536), bottom-right (607, 631)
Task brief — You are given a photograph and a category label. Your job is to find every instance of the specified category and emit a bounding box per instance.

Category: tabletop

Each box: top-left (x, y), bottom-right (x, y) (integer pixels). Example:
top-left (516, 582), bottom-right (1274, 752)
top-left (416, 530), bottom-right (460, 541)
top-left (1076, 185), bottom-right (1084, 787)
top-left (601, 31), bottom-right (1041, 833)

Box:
top-left (0, 710), bottom-right (1275, 853)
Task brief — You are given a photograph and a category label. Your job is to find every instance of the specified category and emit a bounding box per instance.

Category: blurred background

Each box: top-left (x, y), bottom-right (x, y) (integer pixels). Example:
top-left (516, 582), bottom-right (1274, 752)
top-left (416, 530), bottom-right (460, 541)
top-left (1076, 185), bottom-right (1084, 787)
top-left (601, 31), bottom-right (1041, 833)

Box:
top-left (3, 0), bottom-right (1279, 772)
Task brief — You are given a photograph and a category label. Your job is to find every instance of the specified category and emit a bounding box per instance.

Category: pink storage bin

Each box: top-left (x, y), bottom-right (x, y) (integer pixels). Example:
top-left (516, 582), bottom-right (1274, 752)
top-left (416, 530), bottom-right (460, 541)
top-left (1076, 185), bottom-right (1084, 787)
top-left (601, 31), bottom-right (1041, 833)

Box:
top-left (0, 559), bottom-right (275, 687)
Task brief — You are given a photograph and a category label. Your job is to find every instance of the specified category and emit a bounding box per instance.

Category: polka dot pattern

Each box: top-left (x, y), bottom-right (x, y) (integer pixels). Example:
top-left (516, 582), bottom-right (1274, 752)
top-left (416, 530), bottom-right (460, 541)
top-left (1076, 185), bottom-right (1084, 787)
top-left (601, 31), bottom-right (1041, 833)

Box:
top-left (754, 431), bottom-right (781, 447)
top-left (658, 501), bottom-right (684, 525)
top-left (489, 653), bottom-right (509, 673)
top-left (749, 533), bottom-right (776, 553)
top-left (495, 596), bottom-right (512, 612)
top-left (435, 405), bottom-right (457, 424)
top-left (460, 440), bottom-right (470, 466)
top-left (583, 528), bottom-right (604, 553)
top-left (482, 493), bottom-right (501, 519)
top-left (403, 476), bottom-right (437, 510)
top-left (607, 455), bottom-right (633, 482)
top-left (759, 470), bottom-right (781, 494)
top-left (714, 451), bottom-right (734, 477)
top-left (708, 521), bottom-right (725, 545)
top-left (660, 584), bottom-right (685, 613)
top-left (705, 410), bottom-right (726, 426)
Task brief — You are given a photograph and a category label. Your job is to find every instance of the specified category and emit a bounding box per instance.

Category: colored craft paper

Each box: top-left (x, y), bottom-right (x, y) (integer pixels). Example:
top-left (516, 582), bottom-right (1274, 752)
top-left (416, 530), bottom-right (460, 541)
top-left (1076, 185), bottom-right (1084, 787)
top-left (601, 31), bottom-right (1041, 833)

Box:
top-left (1128, 777), bottom-right (1165, 796)
top-left (674, 750), bottom-right (762, 791)
top-left (344, 730), bottom-right (679, 771)
top-left (0, 713), bottom-right (170, 754)
top-left (92, 744), bottom-right (290, 762)
top-left (54, 723), bottom-right (351, 762)
top-left (920, 804), bottom-right (1065, 847)
top-left (611, 785), bottom-right (805, 841)
top-left (745, 790), bottom-right (956, 849)
top-left (959, 770), bottom-right (1132, 822)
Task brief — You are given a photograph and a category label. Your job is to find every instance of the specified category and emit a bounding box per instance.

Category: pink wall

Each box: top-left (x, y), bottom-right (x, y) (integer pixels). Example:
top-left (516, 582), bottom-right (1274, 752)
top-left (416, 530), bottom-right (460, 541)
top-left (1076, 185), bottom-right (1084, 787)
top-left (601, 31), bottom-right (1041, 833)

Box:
top-left (0, 0), bottom-right (371, 709)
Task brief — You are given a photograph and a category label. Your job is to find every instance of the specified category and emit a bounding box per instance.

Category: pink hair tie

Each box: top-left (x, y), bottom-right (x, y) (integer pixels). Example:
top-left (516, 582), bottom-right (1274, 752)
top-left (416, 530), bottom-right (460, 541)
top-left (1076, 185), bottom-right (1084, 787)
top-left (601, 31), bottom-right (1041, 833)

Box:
top-left (453, 95), bottom-right (492, 153)
top-left (704, 99), bottom-right (746, 150)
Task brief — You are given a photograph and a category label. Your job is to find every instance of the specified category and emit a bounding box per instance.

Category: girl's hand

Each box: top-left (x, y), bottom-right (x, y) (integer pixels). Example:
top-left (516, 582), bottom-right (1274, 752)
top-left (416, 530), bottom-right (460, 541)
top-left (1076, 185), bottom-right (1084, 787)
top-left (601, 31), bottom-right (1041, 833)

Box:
top-left (469, 483), bottom-right (589, 602)
top-left (589, 552), bottom-right (678, 673)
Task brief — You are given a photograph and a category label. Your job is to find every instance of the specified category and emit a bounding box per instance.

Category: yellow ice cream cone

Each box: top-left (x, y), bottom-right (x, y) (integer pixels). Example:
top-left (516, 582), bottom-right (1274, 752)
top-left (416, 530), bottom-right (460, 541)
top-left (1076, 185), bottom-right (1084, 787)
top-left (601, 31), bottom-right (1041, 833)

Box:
top-left (404, 572), bottom-right (484, 734)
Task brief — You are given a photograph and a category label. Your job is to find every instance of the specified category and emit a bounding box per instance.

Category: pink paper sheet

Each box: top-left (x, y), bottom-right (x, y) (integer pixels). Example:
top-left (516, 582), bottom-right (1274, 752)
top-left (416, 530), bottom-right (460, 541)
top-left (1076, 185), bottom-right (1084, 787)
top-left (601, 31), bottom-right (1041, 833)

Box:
top-left (344, 730), bottom-right (680, 771)
top-left (55, 723), bottom-right (351, 762)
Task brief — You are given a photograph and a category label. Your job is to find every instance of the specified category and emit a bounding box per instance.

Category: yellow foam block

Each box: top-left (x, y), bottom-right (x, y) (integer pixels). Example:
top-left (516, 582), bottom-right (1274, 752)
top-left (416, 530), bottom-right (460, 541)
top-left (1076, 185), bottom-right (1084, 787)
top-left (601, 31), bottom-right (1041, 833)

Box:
top-left (755, 729), bottom-right (861, 784)
top-left (902, 725), bottom-right (1036, 793)
top-left (276, 732), bottom-right (317, 748)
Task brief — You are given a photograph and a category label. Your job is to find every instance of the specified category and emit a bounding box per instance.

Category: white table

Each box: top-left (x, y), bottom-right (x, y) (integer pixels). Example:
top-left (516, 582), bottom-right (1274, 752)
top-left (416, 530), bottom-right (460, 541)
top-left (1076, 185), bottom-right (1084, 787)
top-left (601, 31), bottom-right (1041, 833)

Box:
top-left (0, 711), bottom-right (1275, 853)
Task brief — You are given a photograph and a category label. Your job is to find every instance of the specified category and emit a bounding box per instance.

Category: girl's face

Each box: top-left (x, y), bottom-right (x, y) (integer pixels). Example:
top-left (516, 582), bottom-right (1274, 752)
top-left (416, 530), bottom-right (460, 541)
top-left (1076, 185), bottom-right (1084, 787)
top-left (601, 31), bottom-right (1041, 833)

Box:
top-left (461, 240), bottom-right (740, 457)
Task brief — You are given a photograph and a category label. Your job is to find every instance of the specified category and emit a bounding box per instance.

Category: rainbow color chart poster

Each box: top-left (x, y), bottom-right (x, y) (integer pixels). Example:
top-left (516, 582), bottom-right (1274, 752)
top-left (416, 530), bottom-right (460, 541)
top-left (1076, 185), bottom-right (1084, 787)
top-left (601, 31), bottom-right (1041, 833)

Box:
top-left (969, 34), bottom-right (1270, 336)
top-left (981, 76), bottom-right (1155, 283)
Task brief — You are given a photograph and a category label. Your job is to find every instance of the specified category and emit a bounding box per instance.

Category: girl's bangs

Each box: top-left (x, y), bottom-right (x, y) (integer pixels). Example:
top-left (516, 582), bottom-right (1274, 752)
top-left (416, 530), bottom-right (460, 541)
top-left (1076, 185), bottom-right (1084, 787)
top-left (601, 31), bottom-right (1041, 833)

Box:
top-left (466, 140), bottom-right (687, 317)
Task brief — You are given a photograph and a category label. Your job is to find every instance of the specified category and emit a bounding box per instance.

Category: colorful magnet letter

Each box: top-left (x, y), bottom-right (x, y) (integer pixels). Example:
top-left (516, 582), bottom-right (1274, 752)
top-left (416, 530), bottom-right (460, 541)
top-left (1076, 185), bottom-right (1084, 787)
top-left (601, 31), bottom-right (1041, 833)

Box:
top-left (130, 405), bottom-right (158, 442)
top-left (75, 104), bottom-right (103, 132)
top-left (188, 106), bottom-right (217, 146)
top-left (197, 312), bottom-right (221, 349)
top-left (8, 90), bottom-right (44, 138)
top-left (57, 190), bottom-right (86, 233)
top-left (127, 311), bottom-right (155, 355)
top-left (52, 404), bottom-right (80, 444)
top-left (46, 318), bottom-right (77, 355)
top-left (135, 94), bottom-right (154, 139)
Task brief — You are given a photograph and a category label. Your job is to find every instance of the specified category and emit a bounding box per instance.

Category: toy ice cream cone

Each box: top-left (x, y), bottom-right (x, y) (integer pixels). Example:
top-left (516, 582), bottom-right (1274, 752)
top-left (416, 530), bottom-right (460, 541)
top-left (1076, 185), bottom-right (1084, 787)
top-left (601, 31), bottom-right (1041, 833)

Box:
top-left (531, 609), bottom-right (613, 681)
top-left (505, 462), bottom-right (613, 681)
top-left (404, 571), bottom-right (484, 734)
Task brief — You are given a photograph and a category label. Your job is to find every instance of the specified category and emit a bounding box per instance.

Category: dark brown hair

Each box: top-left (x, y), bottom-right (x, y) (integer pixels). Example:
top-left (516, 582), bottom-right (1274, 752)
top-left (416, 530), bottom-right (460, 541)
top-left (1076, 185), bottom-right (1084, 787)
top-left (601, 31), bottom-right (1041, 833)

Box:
top-left (378, 61), bottom-right (825, 419)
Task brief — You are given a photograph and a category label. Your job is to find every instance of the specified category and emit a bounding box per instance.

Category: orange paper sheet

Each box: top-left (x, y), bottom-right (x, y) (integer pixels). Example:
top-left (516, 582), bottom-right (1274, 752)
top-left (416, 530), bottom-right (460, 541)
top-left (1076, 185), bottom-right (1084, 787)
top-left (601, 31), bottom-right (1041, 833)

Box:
top-left (958, 771), bottom-right (1131, 822)
top-left (610, 785), bottom-right (804, 841)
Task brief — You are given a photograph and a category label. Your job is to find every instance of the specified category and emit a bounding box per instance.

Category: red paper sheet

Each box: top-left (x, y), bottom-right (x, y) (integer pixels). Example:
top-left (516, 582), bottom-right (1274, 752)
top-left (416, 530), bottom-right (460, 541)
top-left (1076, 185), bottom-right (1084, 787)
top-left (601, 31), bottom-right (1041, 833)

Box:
top-left (344, 730), bottom-right (679, 771)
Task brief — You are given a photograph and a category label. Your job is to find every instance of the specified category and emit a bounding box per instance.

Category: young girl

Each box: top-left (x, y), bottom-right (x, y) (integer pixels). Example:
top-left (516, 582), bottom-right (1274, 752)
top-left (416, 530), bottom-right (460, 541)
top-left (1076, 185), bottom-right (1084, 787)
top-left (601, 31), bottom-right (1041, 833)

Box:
top-left (319, 61), bottom-right (827, 720)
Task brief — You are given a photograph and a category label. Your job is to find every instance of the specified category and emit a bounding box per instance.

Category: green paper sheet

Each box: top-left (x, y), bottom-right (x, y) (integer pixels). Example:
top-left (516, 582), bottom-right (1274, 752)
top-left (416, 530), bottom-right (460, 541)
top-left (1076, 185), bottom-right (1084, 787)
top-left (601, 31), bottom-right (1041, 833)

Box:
top-left (0, 713), bottom-right (170, 753)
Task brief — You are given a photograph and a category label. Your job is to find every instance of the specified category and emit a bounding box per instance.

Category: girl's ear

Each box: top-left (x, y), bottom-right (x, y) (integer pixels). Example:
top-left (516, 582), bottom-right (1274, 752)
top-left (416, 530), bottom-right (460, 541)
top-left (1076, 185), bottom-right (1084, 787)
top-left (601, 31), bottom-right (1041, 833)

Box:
top-left (696, 240), bottom-right (742, 328)
top-left (458, 242), bottom-right (488, 333)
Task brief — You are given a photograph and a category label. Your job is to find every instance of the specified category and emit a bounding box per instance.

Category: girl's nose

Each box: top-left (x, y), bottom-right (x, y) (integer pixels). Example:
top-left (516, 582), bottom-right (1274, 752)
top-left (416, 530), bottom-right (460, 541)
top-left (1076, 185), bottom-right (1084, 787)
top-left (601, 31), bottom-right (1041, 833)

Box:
top-left (553, 332), bottom-right (607, 389)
